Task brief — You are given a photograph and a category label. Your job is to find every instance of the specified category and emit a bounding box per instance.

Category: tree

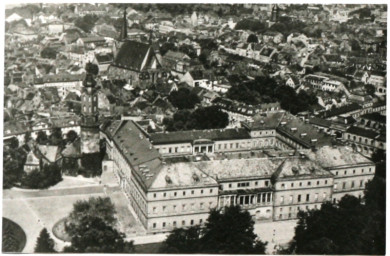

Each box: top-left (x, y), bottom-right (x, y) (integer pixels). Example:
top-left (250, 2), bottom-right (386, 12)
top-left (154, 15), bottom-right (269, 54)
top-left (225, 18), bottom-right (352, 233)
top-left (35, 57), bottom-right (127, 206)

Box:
top-left (66, 130), bottom-right (78, 143)
top-left (49, 127), bottom-right (64, 146)
top-left (80, 153), bottom-right (102, 177)
top-left (160, 226), bottom-right (203, 253)
top-left (7, 137), bottom-right (19, 150)
top-left (36, 131), bottom-right (48, 145)
top-left (247, 34), bottom-right (258, 43)
top-left (168, 87), bottom-right (200, 109)
top-left (164, 106), bottom-right (229, 132)
top-left (66, 197), bottom-right (117, 236)
top-left (289, 192), bottom-right (385, 255)
top-left (40, 47), bottom-right (57, 59)
top-left (161, 205), bottom-right (267, 254)
top-left (160, 42), bottom-right (177, 56)
top-left (35, 228), bottom-right (56, 253)
top-left (64, 216), bottom-right (134, 253)
top-left (235, 19), bottom-right (267, 32)
top-left (74, 14), bottom-right (98, 33)
top-left (201, 206), bottom-right (267, 254)
top-left (20, 164), bottom-right (62, 189)
top-left (85, 62), bottom-right (99, 76)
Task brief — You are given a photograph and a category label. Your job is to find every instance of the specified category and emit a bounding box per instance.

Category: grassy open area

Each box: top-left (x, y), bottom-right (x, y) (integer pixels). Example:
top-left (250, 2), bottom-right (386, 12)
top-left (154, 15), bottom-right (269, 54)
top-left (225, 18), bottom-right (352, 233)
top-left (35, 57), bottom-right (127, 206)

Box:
top-left (2, 217), bottom-right (26, 252)
top-left (134, 242), bottom-right (163, 253)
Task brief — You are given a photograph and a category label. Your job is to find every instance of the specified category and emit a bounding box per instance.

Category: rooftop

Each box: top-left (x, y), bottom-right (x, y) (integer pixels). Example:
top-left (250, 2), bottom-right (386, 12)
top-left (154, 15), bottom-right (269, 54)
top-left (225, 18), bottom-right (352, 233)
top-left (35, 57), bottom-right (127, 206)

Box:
top-left (306, 146), bottom-right (373, 169)
top-left (149, 162), bottom-right (218, 190)
top-left (149, 128), bottom-right (251, 145)
top-left (193, 157), bottom-right (285, 181)
top-left (272, 157), bottom-right (332, 181)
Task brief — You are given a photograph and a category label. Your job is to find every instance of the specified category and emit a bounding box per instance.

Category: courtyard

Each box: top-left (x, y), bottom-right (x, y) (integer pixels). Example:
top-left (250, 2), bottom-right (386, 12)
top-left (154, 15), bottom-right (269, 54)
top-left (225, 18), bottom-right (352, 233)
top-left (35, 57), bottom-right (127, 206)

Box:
top-left (2, 174), bottom-right (145, 253)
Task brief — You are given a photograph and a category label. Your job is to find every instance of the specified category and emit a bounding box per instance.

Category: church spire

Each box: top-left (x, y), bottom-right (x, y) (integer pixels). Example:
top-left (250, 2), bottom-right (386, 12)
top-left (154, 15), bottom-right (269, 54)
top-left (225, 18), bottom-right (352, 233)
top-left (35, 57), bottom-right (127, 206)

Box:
top-left (119, 7), bottom-right (127, 41)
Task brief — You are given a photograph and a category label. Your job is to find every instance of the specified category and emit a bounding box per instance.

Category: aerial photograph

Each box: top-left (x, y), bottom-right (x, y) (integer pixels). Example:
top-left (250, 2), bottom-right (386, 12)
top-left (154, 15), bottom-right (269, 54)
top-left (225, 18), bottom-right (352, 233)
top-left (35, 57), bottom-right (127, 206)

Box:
top-left (2, 3), bottom-right (387, 254)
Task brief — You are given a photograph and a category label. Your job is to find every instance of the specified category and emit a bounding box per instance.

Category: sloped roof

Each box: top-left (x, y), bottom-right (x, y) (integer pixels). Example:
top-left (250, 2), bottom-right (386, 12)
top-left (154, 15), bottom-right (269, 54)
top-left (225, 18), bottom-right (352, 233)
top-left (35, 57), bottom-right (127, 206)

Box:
top-left (149, 162), bottom-right (218, 190)
top-left (306, 146), bottom-right (373, 169)
top-left (112, 40), bottom-right (154, 71)
top-left (272, 157), bottom-right (332, 181)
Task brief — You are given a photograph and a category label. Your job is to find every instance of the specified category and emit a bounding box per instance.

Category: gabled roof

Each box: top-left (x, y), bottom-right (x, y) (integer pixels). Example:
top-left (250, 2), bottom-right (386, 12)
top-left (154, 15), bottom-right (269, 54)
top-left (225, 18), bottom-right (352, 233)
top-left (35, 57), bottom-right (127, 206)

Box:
top-left (149, 162), bottom-right (218, 190)
top-left (102, 120), bottom-right (161, 190)
top-left (272, 157), bottom-right (332, 181)
top-left (112, 40), bottom-right (158, 71)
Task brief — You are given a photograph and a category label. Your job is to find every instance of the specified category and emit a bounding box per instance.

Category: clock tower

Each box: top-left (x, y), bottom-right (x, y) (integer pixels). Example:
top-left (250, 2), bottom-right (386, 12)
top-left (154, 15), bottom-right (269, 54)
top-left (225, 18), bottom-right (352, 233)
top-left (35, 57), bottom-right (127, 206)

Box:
top-left (80, 73), bottom-right (100, 154)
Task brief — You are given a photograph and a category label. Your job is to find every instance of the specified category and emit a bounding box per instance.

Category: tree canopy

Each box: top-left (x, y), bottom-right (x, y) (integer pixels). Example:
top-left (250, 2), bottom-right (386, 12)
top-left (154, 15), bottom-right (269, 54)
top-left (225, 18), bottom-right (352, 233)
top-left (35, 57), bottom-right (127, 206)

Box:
top-left (247, 34), bottom-right (259, 43)
top-left (235, 19), bottom-right (267, 32)
top-left (226, 76), bottom-right (317, 115)
top-left (287, 186), bottom-right (385, 255)
top-left (64, 216), bottom-right (134, 253)
top-left (74, 14), bottom-right (98, 33)
top-left (86, 62), bottom-right (99, 76)
top-left (163, 106), bottom-right (229, 131)
top-left (40, 47), bottom-right (57, 59)
top-left (64, 197), bottom-right (134, 253)
top-left (66, 197), bottom-right (117, 235)
top-left (160, 205), bottom-right (267, 254)
top-left (168, 87), bottom-right (200, 109)
top-left (20, 164), bottom-right (62, 189)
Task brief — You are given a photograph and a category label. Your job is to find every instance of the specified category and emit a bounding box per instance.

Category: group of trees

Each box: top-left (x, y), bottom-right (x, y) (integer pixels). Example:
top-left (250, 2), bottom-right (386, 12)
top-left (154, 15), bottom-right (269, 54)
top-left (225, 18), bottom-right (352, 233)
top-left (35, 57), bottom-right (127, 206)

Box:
top-left (226, 76), bottom-right (317, 114)
top-left (74, 14), bottom-right (99, 33)
top-left (163, 106), bottom-right (229, 131)
top-left (168, 87), bottom-right (200, 109)
top-left (3, 138), bottom-right (26, 189)
top-left (40, 47), bottom-right (57, 59)
top-left (20, 164), bottom-right (62, 189)
top-left (235, 19), bottom-right (267, 33)
top-left (161, 205), bottom-right (267, 254)
top-left (63, 197), bottom-right (134, 253)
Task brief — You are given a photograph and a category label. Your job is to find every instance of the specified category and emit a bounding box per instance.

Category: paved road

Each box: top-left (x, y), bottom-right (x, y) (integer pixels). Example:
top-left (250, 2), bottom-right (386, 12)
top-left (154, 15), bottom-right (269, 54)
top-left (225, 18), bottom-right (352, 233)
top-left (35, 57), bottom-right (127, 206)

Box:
top-left (3, 185), bottom-right (120, 200)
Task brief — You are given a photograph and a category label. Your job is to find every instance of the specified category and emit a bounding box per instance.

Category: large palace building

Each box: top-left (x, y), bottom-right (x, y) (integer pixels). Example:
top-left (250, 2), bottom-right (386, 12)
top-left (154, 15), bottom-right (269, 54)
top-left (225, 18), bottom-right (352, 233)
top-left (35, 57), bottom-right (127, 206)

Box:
top-left (100, 111), bottom-right (375, 234)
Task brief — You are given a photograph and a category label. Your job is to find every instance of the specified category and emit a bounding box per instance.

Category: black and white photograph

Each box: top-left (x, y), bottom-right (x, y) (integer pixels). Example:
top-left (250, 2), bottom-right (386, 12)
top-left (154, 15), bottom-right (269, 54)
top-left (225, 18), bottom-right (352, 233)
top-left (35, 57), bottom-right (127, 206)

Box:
top-left (1, 2), bottom-right (387, 254)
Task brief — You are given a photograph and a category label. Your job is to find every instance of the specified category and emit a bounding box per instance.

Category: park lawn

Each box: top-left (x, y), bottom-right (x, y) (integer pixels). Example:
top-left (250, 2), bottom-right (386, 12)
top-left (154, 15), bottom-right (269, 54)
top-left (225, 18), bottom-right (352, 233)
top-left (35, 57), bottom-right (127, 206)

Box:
top-left (134, 242), bottom-right (163, 253)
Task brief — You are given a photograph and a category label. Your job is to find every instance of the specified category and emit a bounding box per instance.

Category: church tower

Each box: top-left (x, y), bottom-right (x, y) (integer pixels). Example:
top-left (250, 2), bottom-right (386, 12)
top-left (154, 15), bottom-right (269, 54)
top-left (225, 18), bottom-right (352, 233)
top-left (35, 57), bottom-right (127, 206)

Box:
top-left (80, 72), bottom-right (100, 154)
top-left (114, 7), bottom-right (128, 57)
top-left (271, 5), bottom-right (279, 22)
top-left (119, 7), bottom-right (128, 41)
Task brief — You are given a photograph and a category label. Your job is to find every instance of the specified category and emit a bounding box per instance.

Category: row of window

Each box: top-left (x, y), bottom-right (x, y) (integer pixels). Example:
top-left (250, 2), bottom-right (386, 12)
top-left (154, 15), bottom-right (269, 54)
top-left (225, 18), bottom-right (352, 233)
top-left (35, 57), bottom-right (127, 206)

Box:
top-left (252, 130), bottom-right (275, 136)
top-left (152, 188), bottom-right (215, 199)
top-left (152, 201), bottom-right (214, 214)
top-left (222, 180), bottom-right (270, 190)
top-left (277, 205), bottom-right (322, 219)
top-left (335, 168), bottom-right (372, 176)
top-left (82, 95), bottom-right (97, 102)
top-left (152, 218), bottom-right (204, 229)
top-left (279, 192), bottom-right (327, 205)
top-left (280, 179), bottom-right (329, 189)
top-left (334, 180), bottom-right (367, 191)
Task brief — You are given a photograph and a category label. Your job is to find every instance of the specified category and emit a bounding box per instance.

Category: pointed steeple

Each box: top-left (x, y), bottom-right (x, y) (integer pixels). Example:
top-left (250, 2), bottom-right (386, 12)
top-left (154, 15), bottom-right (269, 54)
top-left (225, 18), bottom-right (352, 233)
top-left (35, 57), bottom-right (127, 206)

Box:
top-left (119, 7), bottom-right (127, 41)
